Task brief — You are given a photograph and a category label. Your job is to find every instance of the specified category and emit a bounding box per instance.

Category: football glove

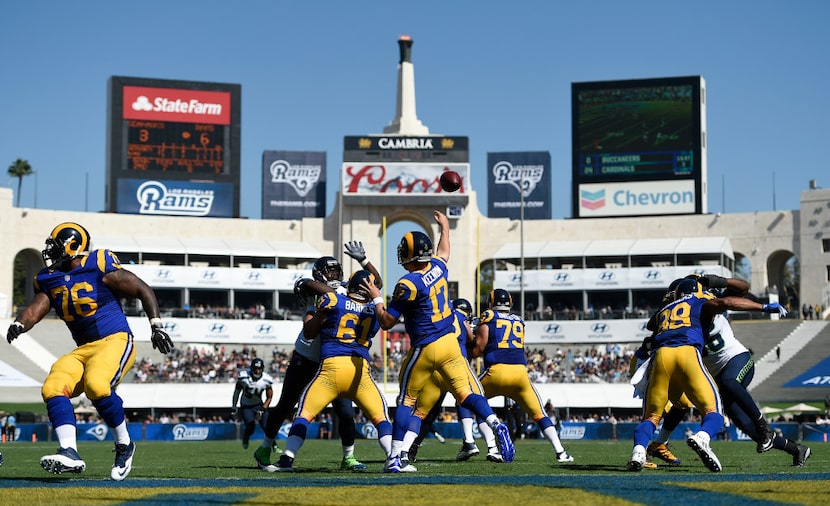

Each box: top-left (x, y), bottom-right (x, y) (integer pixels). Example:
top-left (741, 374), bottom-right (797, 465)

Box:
top-left (150, 322), bottom-right (174, 354)
top-left (699, 274), bottom-right (728, 289)
top-left (230, 408), bottom-right (238, 420)
top-left (6, 321), bottom-right (24, 344)
top-left (344, 241), bottom-right (368, 265)
top-left (762, 303), bottom-right (788, 317)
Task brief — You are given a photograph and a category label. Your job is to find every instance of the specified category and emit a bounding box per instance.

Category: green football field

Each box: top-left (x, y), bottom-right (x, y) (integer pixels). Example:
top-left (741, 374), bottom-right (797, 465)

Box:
top-left (0, 439), bottom-right (828, 505)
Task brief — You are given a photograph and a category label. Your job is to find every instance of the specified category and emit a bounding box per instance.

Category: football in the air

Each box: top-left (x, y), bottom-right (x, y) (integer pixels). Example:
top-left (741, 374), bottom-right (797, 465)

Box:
top-left (440, 170), bottom-right (462, 192)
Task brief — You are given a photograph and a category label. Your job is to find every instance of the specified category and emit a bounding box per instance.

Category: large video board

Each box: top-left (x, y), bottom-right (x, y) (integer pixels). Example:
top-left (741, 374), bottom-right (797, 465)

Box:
top-left (571, 76), bottom-right (706, 217)
top-left (106, 76), bottom-right (241, 217)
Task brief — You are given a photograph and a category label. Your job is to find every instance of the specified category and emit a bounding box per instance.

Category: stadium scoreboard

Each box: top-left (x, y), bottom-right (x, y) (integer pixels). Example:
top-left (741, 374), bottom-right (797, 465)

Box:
top-left (571, 76), bottom-right (707, 217)
top-left (106, 76), bottom-right (241, 217)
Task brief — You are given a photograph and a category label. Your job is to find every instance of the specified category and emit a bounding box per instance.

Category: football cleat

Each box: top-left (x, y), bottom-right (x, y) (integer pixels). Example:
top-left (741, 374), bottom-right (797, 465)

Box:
top-left (756, 420), bottom-right (775, 453)
top-left (556, 450), bottom-right (574, 463)
top-left (687, 432), bottom-right (721, 472)
top-left (433, 431), bottom-right (446, 444)
top-left (627, 445), bottom-right (646, 472)
top-left (242, 434), bottom-right (250, 450)
top-left (456, 442), bottom-right (480, 461)
top-left (408, 443), bottom-right (419, 463)
top-left (254, 446), bottom-right (276, 471)
top-left (494, 423), bottom-right (515, 463)
top-left (643, 461), bottom-right (658, 470)
top-left (275, 454), bottom-right (294, 472)
top-left (792, 444), bottom-right (811, 467)
top-left (341, 455), bottom-right (368, 470)
top-left (40, 447), bottom-right (86, 475)
top-left (0, 451), bottom-right (4, 466)
top-left (383, 455), bottom-right (402, 473)
top-left (111, 441), bottom-right (136, 481)
top-left (486, 447), bottom-right (504, 463)
top-left (647, 442), bottom-right (681, 465)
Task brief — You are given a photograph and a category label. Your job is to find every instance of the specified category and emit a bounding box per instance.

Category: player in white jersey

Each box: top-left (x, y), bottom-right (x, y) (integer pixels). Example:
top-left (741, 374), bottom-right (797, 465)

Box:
top-left (701, 311), bottom-right (810, 466)
top-left (635, 274), bottom-right (810, 468)
top-left (254, 242), bottom-right (384, 471)
top-left (232, 357), bottom-right (274, 449)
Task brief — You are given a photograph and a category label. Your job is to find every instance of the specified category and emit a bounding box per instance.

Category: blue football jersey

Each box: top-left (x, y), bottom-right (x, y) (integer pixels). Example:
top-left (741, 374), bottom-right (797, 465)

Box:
top-left (315, 292), bottom-right (380, 361)
top-left (386, 257), bottom-right (456, 347)
top-left (653, 294), bottom-right (708, 349)
top-left (479, 309), bottom-right (527, 367)
top-left (33, 249), bottom-right (131, 346)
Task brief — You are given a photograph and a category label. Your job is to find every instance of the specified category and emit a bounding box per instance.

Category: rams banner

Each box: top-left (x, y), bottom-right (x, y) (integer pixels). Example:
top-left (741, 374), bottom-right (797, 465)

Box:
top-left (262, 150), bottom-right (326, 220)
top-left (116, 179), bottom-right (235, 217)
top-left (487, 152), bottom-right (552, 220)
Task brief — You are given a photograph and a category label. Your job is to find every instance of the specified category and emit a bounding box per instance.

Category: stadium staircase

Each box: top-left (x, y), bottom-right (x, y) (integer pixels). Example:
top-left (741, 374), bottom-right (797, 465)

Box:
top-left (748, 320), bottom-right (830, 403)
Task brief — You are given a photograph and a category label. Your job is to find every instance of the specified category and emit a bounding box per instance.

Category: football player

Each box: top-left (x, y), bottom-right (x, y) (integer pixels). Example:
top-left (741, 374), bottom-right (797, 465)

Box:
top-left (6, 222), bottom-right (173, 481)
top-left (406, 298), bottom-right (498, 465)
top-left (273, 270), bottom-right (393, 471)
top-left (627, 276), bottom-right (788, 472)
top-left (366, 210), bottom-right (514, 473)
top-left (634, 274), bottom-right (810, 467)
top-left (471, 288), bottom-right (574, 464)
top-left (254, 243), bottom-right (382, 471)
top-left (232, 357), bottom-right (274, 449)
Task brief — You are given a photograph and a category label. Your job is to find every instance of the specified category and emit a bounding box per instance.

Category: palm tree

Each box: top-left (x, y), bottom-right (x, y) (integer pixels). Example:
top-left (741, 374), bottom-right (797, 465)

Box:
top-left (7, 158), bottom-right (33, 207)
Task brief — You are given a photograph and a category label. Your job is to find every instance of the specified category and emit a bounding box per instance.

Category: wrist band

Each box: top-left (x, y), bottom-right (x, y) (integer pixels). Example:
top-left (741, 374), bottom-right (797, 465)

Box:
top-left (372, 297), bottom-right (384, 305)
top-left (150, 317), bottom-right (163, 328)
top-left (360, 258), bottom-right (370, 267)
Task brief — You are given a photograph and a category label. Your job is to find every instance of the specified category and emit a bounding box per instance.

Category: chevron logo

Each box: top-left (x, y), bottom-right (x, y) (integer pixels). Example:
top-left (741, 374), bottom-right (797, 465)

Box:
top-left (581, 189), bottom-right (605, 210)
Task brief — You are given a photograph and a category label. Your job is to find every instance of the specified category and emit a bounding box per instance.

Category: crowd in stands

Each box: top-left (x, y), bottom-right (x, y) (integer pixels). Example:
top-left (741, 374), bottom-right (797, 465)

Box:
top-left (130, 343), bottom-right (636, 386)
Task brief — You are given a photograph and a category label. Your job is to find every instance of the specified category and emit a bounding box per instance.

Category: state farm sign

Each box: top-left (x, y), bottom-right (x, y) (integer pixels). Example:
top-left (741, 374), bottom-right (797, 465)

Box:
top-left (122, 86), bottom-right (231, 125)
top-left (341, 163), bottom-right (470, 195)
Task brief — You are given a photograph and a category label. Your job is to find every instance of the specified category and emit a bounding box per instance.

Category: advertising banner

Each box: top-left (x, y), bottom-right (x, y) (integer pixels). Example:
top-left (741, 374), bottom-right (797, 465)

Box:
top-left (494, 266), bottom-right (727, 291)
top-left (578, 180), bottom-right (696, 217)
top-left (124, 265), bottom-right (310, 291)
top-left (116, 179), bottom-right (235, 217)
top-left (341, 163), bottom-right (470, 195)
top-left (262, 151), bottom-right (326, 219)
top-left (525, 319), bottom-right (653, 344)
top-left (126, 317), bottom-right (303, 345)
top-left (487, 152), bottom-right (551, 220)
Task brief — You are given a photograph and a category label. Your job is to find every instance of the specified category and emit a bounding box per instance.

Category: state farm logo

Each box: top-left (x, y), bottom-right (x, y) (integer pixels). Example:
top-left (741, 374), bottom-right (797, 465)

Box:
top-left (122, 85), bottom-right (231, 125)
top-left (132, 94), bottom-right (222, 116)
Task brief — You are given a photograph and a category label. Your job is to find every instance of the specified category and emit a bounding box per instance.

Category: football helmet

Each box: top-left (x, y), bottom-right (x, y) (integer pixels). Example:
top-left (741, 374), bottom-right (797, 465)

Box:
top-left (487, 289), bottom-right (513, 311)
top-left (312, 256), bottom-right (343, 288)
top-left (42, 222), bottom-right (91, 268)
top-left (453, 298), bottom-right (473, 321)
top-left (347, 270), bottom-right (375, 303)
top-left (397, 231), bottom-right (432, 265)
top-left (672, 278), bottom-right (699, 300)
top-left (250, 358), bottom-right (265, 380)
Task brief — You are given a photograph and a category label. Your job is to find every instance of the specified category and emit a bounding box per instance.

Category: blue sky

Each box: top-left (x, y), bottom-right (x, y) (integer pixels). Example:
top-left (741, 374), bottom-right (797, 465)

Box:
top-left (2, 2), bottom-right (826, 227)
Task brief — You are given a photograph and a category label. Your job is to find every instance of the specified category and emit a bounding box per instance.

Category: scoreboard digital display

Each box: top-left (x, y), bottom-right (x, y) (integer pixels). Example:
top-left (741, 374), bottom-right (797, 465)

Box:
top-left (126, 120), bottom-right (227, 174)
top-left (107, 76), bottom-right (241, 216)
top-left (571, 76), bottom-right (706, 217)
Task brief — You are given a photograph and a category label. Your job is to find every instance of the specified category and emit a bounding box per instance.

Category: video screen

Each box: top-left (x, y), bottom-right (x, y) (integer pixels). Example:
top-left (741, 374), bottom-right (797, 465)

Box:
top-left (572, 77), bottom-right (702, 180)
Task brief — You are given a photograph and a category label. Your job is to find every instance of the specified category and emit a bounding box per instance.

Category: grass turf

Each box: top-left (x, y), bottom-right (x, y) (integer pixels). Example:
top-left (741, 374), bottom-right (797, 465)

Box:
top-left (0, 439), bottom-right (827, 505)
